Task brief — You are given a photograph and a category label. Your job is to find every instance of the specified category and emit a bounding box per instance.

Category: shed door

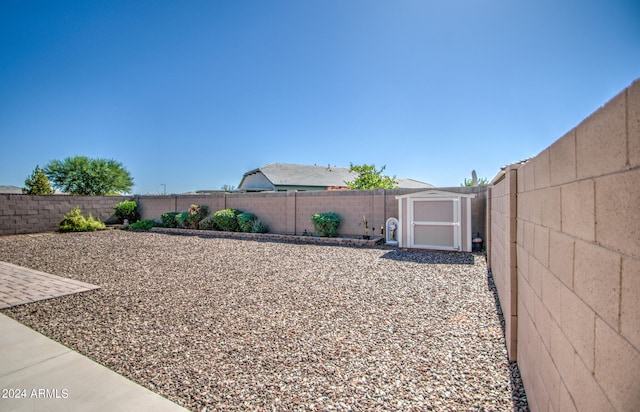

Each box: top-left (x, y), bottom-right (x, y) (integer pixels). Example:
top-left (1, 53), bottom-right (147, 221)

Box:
top-left (409, 198), bottom-right (460, 251)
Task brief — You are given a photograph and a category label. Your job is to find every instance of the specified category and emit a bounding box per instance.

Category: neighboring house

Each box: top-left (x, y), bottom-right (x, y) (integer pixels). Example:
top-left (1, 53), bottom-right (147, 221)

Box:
top-left (237, 163), bottom-right (434, 192)
top-left (395, 178), bottom-right (435, 189)
top-left (0, 185), bottom-right (22, 194)
top-left (239, 163), bottom-right (354, 191)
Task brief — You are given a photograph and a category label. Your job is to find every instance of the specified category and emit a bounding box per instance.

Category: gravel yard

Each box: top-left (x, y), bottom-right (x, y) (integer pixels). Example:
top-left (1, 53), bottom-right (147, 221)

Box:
top-left (0, 231), bottom-right (527, 411)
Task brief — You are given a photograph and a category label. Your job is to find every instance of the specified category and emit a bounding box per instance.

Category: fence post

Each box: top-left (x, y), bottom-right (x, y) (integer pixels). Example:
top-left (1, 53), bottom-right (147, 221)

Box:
top-left (373, 189), bottom-right (386, 237)
top-left (486, 186), bottom-right (492, 269)
top-left (286, 191), bottom-right (297, 235)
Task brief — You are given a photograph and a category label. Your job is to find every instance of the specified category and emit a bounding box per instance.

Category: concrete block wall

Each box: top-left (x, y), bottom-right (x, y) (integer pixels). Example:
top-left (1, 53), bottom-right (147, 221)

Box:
top-left (487, 166), bottom-right (518, 361)
top-left (295, 190), bottom-right (375, 236)
top-left (226, 192), bottom-right (288, 235)
top-left (488, 78), bottom-right (640, 411)
top-left (0, 195), bottom-right (130, 235)
top-left (137, 193), bottom-right (291, 232)
top-left (139, 190), bottom-right (382, 236)
top-left (136, 187), bottom-right (486, 238)
top-left (136, 195), bottom-right (178, 220)
top-left (2, 187), bottom-right (487, 238)
top-left (454, 186), bottom-right (487, 241)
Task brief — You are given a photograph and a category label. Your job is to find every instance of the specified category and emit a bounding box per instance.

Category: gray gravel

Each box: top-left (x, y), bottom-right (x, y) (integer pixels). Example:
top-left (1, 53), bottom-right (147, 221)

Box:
top-left (0, 231), bottom-right (528, 411)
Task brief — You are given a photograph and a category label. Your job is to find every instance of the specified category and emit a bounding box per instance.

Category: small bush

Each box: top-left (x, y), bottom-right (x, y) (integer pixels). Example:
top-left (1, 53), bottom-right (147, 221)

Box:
top-left (114, 200), bottom-right (140, 223)
top-left (59, 207), bottom-right (106, 232)
top-left (161, 212), bottom-right (179, 228)
top-left (311, 212), bottom-right (341, 237)
top-left (199, 216), bottom-right (220, 231)
top-left (237, 212), bottom-right (257, 233)
top-left (213, 208), bottom-right (242, 232)
top-left (175, 211), bottom-right (190, 228)
top-left (252, 220), bottom-right (268, 233)
top-left (187, 204), bottom-right (210, 228)
top-left (127, 219), bottom-right (161, 230)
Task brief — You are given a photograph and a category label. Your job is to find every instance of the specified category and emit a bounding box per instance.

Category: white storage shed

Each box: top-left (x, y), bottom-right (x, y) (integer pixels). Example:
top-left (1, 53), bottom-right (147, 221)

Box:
top-left (396, 190), bottom-right (476, 252)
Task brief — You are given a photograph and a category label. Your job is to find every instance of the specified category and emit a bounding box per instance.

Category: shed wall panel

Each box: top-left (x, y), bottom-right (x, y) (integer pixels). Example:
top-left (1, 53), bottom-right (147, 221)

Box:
top-left (414, 226), bottom-right (454, 248)
top-left (413, 200), bottom-right (454, 222)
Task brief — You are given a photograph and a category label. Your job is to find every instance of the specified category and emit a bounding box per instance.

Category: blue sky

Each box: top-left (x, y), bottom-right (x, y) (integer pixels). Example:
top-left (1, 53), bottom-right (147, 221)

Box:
top-left (1, 0), bottom-right (638, 194)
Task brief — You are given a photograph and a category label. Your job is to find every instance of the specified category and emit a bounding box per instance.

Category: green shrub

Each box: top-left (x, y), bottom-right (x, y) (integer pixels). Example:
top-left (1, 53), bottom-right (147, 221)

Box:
top-left (161, 212), bottom-right (179, 228)
top-left (175, 211), bottom-right (190, 228)
top-left (59, 207), bottom-right (106, 232)
top-left (311, 212), bottom-right (341, 237)
top-left (237, 212), bottom-right (257, 233)
top-left (198, 216), bottom-right (220, 231)
top-left (127, 219), bottom-right (161, 230)
top-left (187, 204), bottom-right (210, 228)
top-left (252, 220), bottom-right (268, 233)
top-left (114, 200), bottom-right (140, 223)
top-left (213, 208), bottom-right (242, 232)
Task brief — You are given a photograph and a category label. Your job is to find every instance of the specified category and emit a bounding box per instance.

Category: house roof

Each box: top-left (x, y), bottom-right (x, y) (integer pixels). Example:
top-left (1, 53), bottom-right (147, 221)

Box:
top-left (0, 185), bottom-right (22, 194)
top-left (395, 178), bottom-right (435, 189)
top-left (239, 163), bottom-right (435, 190)
top-left (241, 163), bottom-right (356, 188)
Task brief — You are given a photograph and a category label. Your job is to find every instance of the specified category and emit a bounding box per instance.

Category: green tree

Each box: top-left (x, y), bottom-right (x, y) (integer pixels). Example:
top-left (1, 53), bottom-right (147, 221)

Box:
top-left (461, 170), bottom-right (489, 187)
top-left (22, 165), bottom-right (55, 194)
top-left (345, 163), bottom-right (398, 190)
top-left (44, 156), bottom-right (134, 195)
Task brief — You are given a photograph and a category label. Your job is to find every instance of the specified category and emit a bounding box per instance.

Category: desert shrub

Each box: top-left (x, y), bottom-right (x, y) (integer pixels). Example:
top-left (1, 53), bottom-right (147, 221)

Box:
top-left (237, 212), bottom-right (257, 233)
top-left (114, 200), bottom-right (140, 223)
top-left (199, 216), bottom-right (220, 231)
top-left (213, 208), bottom-right (242, 232)
top-left (161, 212), bottom-right (179, 228)
top-left (127, 219), bottom-right (161, 230)
top-left (187, 204), bottom-right (210, 228)
top-left (252, 220), bottom-right (268, 233)
top-left (311, 212), bottom-right (341, 237)
top-left (175, 211), bottom-right (190, 228)
top-left (59, 207), bottom-right (106, 232)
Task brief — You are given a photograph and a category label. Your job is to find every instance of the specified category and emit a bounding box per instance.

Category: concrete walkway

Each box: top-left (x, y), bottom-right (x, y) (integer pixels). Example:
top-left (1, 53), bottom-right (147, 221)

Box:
top-left (0, 261), bottom-right (188, 411)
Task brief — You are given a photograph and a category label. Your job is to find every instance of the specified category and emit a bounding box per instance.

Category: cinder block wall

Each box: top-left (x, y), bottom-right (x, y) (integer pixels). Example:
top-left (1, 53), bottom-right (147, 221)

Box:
top-left (0, 195), bottom-right (130, 235)
top-left (487, 167), bottom-right (518, 361)
top-left (226, 192), bottom-right (288, 234)
top-left (451, 185), bottom-right (487, 241)
top-left (139, 189), bottom-right (394, 236)
top-left (489, 78), bottom-right (640, 411)
top-left (135, 187), bottom-right (487, 239)
top-left (2, 188), bottom-right (487, 238)
top-left (295, 190), bottom-right (375, 236)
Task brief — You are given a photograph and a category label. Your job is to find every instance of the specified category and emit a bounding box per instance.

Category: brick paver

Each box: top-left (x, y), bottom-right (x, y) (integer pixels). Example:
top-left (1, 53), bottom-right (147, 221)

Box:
top-left (0, 261), bottom-right (99, 309)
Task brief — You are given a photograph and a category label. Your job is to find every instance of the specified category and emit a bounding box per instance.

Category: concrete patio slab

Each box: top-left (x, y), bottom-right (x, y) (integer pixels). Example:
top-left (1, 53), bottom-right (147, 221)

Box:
top-left (0, 314), bottom-right (188, 412)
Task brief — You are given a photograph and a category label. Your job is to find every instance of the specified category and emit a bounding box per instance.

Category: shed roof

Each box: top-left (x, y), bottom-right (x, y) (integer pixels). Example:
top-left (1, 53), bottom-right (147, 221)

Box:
top-left (395, 189), bottom-right (476, 199)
